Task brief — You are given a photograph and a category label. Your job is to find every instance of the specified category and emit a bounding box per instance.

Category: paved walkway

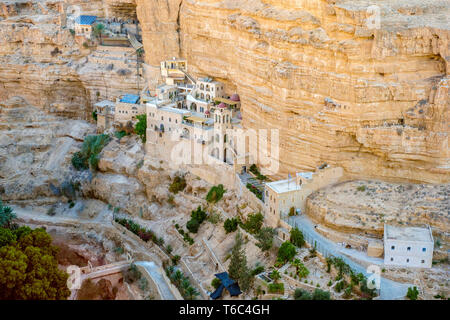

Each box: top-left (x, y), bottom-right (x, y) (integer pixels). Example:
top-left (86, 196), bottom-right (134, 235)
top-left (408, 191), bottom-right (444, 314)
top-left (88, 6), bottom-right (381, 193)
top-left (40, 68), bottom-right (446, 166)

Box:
top-left (135, 261), bottom-right (176, 300)
top-left (287, 215), bottom-right (412, 300)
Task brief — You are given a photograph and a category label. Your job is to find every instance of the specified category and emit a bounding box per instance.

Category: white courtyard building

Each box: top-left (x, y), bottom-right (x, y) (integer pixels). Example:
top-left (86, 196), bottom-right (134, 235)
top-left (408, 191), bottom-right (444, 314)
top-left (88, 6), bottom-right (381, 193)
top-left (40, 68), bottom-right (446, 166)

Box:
top-left (384, 224), bottom-right (434, 268)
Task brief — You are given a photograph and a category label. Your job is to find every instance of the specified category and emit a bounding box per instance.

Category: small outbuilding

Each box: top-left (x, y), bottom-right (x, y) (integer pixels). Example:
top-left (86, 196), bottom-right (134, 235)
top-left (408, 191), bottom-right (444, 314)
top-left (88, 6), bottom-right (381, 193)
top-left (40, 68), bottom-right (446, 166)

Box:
top-left (209, 272), bottom-right (242, 300)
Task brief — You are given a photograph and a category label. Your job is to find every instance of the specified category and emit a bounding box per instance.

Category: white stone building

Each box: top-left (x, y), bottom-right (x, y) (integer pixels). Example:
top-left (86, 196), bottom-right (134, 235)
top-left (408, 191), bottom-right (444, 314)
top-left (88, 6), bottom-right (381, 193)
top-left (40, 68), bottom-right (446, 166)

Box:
top-left (384, 224), bottom-right (434, 268)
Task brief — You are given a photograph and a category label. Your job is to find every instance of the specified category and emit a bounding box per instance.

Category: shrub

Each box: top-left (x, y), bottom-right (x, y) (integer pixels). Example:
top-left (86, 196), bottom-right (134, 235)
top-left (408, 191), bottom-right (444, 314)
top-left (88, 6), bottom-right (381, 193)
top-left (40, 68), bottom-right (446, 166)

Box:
top-left (277, 241), bottom-right (296, 263)
top-left (211, 278), bottom-right (221, 290)
top-left (251, 265), bottom-right (264, 276)
top-left (312, 289), bottom-right (331, 300)
top-left (406, 286), bottom-right (419, 300)
top-left (206, 184), bottom-right (226, 203)
top-left (255, 227), bottom-right (275, 251)
top-left (224, 218), bottom-right (239, 233)
top-left (191, 207), bottom-right (207, 224)
top-left (114, 130), bottom-right (127, 140)
top-left (186, 219), bottom-right (200, 234)
top-left (71, 134), bottom-right (110, 171)
top-left (294, 288), bottom-right (312, 300)
top-left (207, 213), bottom-right (221, 224)
top-left (241, 212), bottom-right (264, 234)
top-left (290, 227), bottom-right (305, 248)
top-left (356, 185), bottom-right (366, 192)
top-left (169, 175), bottom-right (186, 194)
top-left (134, 114), bottom-right (147, 143)
top-left (268, 282), bottom-right (284, 294)
top-left (0, 201), bottom-right (16, 228)
top-left (246, 183), bottom-right (263, 200)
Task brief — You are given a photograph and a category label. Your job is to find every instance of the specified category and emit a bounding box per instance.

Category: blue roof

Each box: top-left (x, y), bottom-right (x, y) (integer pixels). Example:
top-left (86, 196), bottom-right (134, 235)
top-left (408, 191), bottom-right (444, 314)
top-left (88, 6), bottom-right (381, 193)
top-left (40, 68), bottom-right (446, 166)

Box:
top-left (215, 272), bottom-right (235, 289)
top-left (227, 283), bottom-right (242, 297)
top-left (210, 284), bottom-right (225, 300)
top-left (76, 15), bottom-right (97, 25)
top-left (120, 94), bottom-right (140, 104)
top-left (211, 273), bottom-right (242, 299)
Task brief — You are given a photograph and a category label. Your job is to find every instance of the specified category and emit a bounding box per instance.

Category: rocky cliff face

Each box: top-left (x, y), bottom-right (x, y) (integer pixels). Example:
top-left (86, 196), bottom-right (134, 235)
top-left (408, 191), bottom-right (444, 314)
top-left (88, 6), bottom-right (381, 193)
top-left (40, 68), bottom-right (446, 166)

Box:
top-left (137, 0), bottom-right (449, 183)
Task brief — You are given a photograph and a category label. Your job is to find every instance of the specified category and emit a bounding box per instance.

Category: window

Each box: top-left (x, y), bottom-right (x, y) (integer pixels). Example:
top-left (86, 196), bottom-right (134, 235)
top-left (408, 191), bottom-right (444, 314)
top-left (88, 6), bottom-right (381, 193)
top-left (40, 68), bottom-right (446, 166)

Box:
top-left (421, 260), bottom-right (425, 264)
top-left (175, 119), bottom-right (177, 123)
top-left (169, 118), bottom-right (171, 122)
top-left (390, 257), bottom-right (393, 262)
top-left (161, 116), bottom-right (164, 120)
top-left (406, 259), bottom-right (409, 263)
top-left (422, 248), bottom-right (426, 252)
top-left (407, 247), bottom-right (411, 251)
top-left (391, 246), bottom-right (395, 250)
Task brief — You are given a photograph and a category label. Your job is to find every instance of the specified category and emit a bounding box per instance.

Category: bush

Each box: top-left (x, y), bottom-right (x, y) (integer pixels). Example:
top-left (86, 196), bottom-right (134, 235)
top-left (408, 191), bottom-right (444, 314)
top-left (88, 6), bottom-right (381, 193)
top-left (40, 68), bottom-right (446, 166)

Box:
top-left (277, 241), bottom-right (296, 263)
top-left (0, 201), bottom-right (16, 228)
top-left (169, 175), bottom-right (186, 194)
top-left (268, 282), bottom-right (284, 294)
top-left (251, 265), bottom-right (264, 276)
top-left (211, 278), bottom-right (221, 290)
top-left (71, 134), bottom-right (110, 171)
top-left (241, 212), bottom-right (264, 234)
top-left (312, 289), bottom-right (331, 300)
top-left (206, 184), bottom-right (226, 203)
top-left (114, 131), bottom-right (127, 140)
top-left (290, 227), bottom-right (305, 248)
top-left (246, 183), bottom-right (263, 200)
top-left (224, 218), bottom-right (239, 233)
top-left (294, 288), bottom-right (312, 300)
top-left (406, 286), bottom-right (419, 300)
top-left (255, 227), bottom-right (275, 251)
top-left (134, 114), bottom-right (147, 143)
top-left (186, 219), bottom-right (200, 234)
top-left (191, 207), bottom-right (207, 224)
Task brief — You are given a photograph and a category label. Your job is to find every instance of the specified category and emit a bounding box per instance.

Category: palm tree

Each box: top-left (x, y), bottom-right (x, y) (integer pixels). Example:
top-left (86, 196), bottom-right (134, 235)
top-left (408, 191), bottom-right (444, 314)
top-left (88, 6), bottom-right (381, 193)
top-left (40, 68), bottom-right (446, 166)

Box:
top-left (93, 23), bottom-right (105, 44)
top-left (291, 258), bottom-right (302, 273)
top-left (270, 269), bottom-right (281, 283)
top-left (185, 286), bottom-right (199, 300)
top-left (181, 278), bottom-right (191, 293)
top-left (172, 270), bottom-right (184, 287)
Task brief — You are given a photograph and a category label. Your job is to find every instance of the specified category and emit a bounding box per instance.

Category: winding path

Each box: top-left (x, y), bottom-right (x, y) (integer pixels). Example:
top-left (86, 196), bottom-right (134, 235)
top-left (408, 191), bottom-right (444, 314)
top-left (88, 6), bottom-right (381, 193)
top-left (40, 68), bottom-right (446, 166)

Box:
top-left (135, 261), bottom-right (176, 300)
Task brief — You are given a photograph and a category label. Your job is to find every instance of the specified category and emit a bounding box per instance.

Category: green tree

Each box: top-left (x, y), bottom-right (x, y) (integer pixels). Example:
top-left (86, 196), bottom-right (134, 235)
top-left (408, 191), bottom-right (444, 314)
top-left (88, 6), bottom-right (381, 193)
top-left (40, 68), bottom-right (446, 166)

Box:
top-left (228, 231), bottom-right (253, 292)
top-left (191, 207), bottom-right (207, 224)
top-left (135, 114), bottom-right (147, 143)
top-left (206, 184), bottom-right (226, 203)
top-left (255, 227), bottom-right (275, 251)
top-left (294, 288), bottom-right (312, 300)
top-left (224, 218), bottom-right (238, 233)
top-left (270, 269), bottom-right (281, 282)
top-left (211, 278), bottom-right (221, 290)
top-left (406, 286), bottom-right (419, 300)
top-left (241, 212), bottom-right (264, 234)
top-left (186, 219), bottom-right (200, 234)
top-left (93, 23), bottom-right (105, 44)
top-left (290, 227), bottom-right (305, 248)
top-left (72, 134), bottom-right (110, 171)
top-left (0, 201), bottom-right (16, 228)
top-left (0, 228), bottom-right (16, 247)
top-left (0, 227), bottom-right (70, 300)
top-left (277, 241), bottom-right (296, 263)
top-left (185, 286), bottom-right (199, 300)
top-left (312, 288), bottom-right (331, 300)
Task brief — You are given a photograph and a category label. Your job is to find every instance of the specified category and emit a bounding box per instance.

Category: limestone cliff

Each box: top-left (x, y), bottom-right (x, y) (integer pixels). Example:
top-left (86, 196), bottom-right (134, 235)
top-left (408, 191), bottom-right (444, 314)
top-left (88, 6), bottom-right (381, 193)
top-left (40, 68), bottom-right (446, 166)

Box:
top-left (136, 0), bottom-right (449, 183)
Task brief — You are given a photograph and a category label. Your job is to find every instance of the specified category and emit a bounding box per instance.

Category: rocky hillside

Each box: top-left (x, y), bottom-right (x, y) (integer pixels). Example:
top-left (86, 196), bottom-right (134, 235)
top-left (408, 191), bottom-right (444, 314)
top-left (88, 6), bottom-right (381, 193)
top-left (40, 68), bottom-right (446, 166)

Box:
top-left (137, 0), bottom-right (449, 183)
top-left (0, 0), bottom-right (141, 119)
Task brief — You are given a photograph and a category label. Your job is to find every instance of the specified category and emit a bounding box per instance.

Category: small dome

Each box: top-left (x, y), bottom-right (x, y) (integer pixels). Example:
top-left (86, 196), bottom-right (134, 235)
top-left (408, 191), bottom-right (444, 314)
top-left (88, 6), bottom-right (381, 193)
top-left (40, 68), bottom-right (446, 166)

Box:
top-left (217, 102), bottom-right (227, 108)
top-left (230, 94), bottom-right (240, 102)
